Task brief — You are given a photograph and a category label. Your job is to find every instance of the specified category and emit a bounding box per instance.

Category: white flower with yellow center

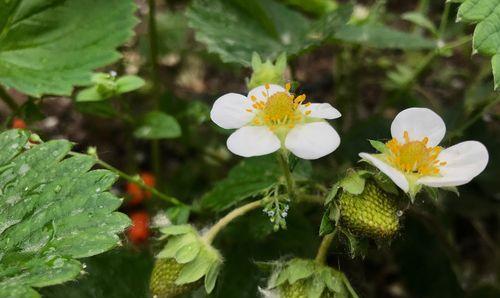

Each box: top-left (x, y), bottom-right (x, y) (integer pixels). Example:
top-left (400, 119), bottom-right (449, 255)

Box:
top-left (359, 108), bottom-right (489, 196)
top-left (210, 83), bottom-right (341, 159)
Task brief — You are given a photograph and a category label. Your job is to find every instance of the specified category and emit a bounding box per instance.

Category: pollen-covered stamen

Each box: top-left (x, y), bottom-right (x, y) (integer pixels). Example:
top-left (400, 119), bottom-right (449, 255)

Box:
top-left (246, 84), bottom-right (313, 130)
top-left (385, 131), bottom-right (446, 176)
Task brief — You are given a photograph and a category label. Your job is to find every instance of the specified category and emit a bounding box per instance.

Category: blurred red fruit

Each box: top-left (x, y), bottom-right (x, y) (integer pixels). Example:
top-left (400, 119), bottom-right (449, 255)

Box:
top-left (128, 211), bottom-right (150, 244)
top-left (126, 182), bottom-right (144, 205)
top-left (12, 118), bottom-right (27, 129)
top-left (140, 172), bottom-right (156, 199)
top-left (126, 172), bottom-right (156, 205)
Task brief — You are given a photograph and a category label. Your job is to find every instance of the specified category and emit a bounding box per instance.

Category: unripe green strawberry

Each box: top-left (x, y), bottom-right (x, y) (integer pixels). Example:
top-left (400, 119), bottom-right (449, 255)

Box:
top-left (279, 280), bottom-right (335, 298)
top-left (338, 182), bottom-right (399, 239)
top-left (150, 258), bottom-right (199, 298)
top-left (279, 281), bottom-right (307, 298)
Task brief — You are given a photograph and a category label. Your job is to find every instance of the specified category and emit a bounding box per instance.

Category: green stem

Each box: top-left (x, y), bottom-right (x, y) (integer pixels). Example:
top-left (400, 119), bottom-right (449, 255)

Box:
top-left (147, 0), bottom-right (162, 181)
top-left (0, 85), bottom-right (19, 111)
top-left (314, 231), bottom-right (336, 264)
top-left (447, 97), bottom-right (500, 140)
top-left (277, 150), bottom-right (295, 200)
top-left (438, 2), bottom-right (451, 39)
top-left (341, 273), bottom-right (360, 298)
top-left (203, 200), bottom-right (263, 244)
top-left (70, 152), bottom-right (184, 207)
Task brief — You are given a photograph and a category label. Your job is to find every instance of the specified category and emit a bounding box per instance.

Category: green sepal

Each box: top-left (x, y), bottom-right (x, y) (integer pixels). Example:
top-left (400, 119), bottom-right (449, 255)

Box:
top-left (267, 258), bottom-right (358, 298)
top-left (340, 169), bottom-right (366, 195)
top-left (368, 139), bottom-right (390, 155)
top-left (247, 52), bottom-right (287, 89)
top-left (154, 224), bottom-right (223, 294)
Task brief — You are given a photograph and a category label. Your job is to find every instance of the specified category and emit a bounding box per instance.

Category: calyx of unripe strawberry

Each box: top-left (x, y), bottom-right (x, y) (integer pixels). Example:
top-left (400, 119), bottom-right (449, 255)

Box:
top-left (150, 225), bottom-right (222, 298)
top-left (266, 258), bottom-right (358, 298)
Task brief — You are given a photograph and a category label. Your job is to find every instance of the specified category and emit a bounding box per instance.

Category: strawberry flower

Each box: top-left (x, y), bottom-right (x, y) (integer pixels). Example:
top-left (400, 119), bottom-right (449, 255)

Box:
top-left (359, 108), bottom-right (489, 196)
top-left (210, 83), bottom-right (341, 159)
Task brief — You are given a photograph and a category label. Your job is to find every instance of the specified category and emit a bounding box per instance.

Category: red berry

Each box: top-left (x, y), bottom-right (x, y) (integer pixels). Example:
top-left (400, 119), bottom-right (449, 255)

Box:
top-left (128, 211), bottom-right (150, 244)
top-left (126, 182), bottom-right (144, 205)
top-left (140, 172), bottom-right (156, 199)
top-left (12, 118), bottom-right (27, 129)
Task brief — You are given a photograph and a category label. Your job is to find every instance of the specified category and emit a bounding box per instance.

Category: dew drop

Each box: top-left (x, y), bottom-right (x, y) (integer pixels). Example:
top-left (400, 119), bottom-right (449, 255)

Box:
top-left (396, 210), bottom-right (404, 217)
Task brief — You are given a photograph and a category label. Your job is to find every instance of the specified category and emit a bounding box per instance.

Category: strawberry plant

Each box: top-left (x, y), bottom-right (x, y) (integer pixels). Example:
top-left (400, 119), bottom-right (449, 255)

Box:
top-left (0, 0), bottom-right (498, 297)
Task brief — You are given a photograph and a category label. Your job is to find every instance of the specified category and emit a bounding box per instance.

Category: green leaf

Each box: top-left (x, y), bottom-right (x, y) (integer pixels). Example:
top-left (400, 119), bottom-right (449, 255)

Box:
top-left (115, 75), bottom-right (145, 93)
top-left (0, 130), bottom-right (130, 297)
top-left (0, 0), bottom-right (138, 97)
top-left (76, 74), bottom-right (145, 102)
top-left (134, 111), bottom-right (181, 140)
top-left (186, 0), bottom-right (352, 66)
top-left (335, 23), bottom-right (437, 50)
top-left (402, 11), bottom-right (437, 35)
top-left (457, 0), bottom-right (500, 89)
top-left (201, 156), bottom-right (280, 211)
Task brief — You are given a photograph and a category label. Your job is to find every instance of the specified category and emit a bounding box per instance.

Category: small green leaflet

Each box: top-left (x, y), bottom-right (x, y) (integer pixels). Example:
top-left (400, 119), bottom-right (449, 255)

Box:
top-left (457, 0), bottom-right (500, 89)
top-left (77, 73), bottom-right (145, 102)
top-left (0, 0), bottom-right (138, 97)
top-left (134, 111), bottom-right (182, 140)
top-left (0, 130), bottom-right (130, 297)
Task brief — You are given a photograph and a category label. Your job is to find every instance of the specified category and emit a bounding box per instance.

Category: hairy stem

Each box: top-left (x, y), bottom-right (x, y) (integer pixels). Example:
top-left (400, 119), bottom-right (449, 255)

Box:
top-left (277, 150), bottom-right (296, 200)
top-left (203, 200), bottom-right (263, 244)
top-left (69, 151), bottom-right (185, 207)
top-left (315, 231), bottom-right (337, 264)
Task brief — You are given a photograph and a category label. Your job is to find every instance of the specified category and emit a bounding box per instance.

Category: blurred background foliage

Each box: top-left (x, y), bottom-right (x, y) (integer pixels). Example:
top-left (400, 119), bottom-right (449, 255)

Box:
top-left (0, 0), bottom-right (498, 297)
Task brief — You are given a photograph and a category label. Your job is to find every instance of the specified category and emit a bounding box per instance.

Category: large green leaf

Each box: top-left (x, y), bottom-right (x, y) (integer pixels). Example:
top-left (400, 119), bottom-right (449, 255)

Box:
top-left (201, 156), bottom-right (281, 211)
top-left (0, 0), bottom-right (137, 97)
top-left (0, 129), bottom-right (130, 297)
top-left (457, 0), bottom-right (500, 89)
top-left (186, 0), bottom-right (352, 66)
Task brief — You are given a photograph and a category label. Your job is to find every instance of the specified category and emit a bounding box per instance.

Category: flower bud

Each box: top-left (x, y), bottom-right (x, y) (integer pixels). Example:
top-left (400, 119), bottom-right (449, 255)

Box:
top-left (150, 258), bottom-right (201, 298)
top-left (338, 182), bottom-right (400, 239)
top-left (266, 258), bottom-right (357, 298)
top-left (150, 225), bottom-right (222, 297)
top-left (247, 52), bottom-right (287, 89)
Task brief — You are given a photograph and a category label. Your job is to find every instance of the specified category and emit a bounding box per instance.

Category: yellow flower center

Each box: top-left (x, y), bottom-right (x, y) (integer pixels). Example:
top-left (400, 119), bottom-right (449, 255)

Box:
top-left (246, 83), bottom-right (311, 131)
top-left (385, 131), bottom-right (447, 176)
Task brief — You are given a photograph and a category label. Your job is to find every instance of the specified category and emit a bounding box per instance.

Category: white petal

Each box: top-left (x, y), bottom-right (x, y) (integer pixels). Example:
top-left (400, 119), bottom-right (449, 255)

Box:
top-left (226, 126), bottom-right (281, 157)
top-left (418, 141), bottom-right (489, 187)
top-left (300, 103), bottom-right (341, 119)
top-left (284, 122), bottom-right (340, 160)
top-left (359, 153), bottom-right (410, 192)
top-left (210, 93), bottom-right (254, 129)
top-left (391, 107), bottom-right (446, 147)
top-left (247, 84), bottom-right (286, 102)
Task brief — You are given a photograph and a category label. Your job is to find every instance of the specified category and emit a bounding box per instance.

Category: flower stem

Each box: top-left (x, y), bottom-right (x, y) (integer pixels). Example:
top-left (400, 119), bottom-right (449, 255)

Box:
top-left (277, 150), bottom-right (295, 200)
top-left (314, 230), bottom-right (337, 264)
top-left (69, 151), bottom-right (185, 207)
top-left (203, 200), bottom-right (263, 244)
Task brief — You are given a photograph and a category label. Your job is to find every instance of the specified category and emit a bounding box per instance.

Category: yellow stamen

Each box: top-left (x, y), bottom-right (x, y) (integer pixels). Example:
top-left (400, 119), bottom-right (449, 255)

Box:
top-left (385, 130), bottom-right (445, 176)
top-left (248, 84), bottom-right (313, 130)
